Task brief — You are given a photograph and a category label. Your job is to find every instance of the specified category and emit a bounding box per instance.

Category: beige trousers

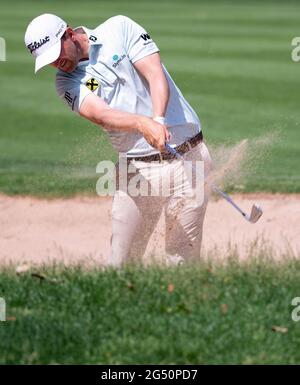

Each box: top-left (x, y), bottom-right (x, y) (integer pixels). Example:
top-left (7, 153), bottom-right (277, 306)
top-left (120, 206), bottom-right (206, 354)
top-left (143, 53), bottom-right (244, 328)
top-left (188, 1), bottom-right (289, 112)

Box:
top-left (109, 141), bottom-right (212, 267)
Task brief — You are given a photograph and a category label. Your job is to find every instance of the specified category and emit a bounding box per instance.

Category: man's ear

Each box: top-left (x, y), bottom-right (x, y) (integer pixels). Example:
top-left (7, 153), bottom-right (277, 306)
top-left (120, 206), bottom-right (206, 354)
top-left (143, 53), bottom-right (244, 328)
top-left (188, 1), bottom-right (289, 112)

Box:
top-left (65, 27), bottom-right (75, 41)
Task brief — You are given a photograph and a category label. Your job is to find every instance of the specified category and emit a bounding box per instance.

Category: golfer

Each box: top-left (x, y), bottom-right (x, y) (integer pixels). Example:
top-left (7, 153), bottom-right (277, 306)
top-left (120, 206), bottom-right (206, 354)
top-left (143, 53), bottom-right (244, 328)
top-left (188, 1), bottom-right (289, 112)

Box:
top-left (24, 13), bottom-right (212, 266)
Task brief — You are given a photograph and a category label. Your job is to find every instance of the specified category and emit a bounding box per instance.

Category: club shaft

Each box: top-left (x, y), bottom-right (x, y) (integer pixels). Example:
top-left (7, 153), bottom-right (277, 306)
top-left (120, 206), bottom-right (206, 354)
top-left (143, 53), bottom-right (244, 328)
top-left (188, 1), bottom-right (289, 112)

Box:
top-left (210, 184), bottom-right (246, 217)
top-left (165, 143), bottom-right (247, 218)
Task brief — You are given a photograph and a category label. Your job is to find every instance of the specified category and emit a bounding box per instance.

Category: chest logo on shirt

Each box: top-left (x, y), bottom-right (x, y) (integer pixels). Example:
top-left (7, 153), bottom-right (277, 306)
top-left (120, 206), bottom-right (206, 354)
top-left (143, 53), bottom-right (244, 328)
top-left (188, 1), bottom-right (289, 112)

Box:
top-left (85, 78), bottom-right (99, 91)
top-left (112, 54), bottom-right (126, 68)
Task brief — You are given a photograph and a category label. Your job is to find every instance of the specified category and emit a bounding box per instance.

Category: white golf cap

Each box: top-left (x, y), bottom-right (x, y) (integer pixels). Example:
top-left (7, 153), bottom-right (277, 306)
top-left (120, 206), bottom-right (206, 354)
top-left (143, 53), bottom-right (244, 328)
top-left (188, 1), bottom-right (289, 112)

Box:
top-left (25, 13), bottom-right (67, 73)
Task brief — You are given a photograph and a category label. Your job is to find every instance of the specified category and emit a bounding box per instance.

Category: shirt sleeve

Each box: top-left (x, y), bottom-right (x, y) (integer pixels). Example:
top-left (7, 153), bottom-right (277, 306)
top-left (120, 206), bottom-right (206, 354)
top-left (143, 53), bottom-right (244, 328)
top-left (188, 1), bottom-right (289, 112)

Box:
top-left (56, 73), bottom-right (92, 114)
top-left (121, 15), bottom-right (159, 63)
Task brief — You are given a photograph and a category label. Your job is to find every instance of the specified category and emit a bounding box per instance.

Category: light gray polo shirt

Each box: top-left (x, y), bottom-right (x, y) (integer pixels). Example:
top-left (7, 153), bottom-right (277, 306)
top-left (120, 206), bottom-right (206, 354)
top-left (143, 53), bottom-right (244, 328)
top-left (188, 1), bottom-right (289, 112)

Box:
top-left (56, 15), bottom-right (201, 156)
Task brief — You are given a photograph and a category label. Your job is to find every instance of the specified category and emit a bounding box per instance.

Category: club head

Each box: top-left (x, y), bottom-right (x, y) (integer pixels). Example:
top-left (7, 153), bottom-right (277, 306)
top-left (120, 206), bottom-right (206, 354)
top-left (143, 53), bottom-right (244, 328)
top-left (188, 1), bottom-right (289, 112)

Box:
top-left (248, 204), bottom-right (263, 223)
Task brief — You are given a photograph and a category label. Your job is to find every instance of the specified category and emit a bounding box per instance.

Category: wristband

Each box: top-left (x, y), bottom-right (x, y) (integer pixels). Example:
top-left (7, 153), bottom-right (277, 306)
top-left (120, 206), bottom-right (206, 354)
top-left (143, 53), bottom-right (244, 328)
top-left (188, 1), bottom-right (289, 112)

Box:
top-left (153, 116), bottom-right (166, 125)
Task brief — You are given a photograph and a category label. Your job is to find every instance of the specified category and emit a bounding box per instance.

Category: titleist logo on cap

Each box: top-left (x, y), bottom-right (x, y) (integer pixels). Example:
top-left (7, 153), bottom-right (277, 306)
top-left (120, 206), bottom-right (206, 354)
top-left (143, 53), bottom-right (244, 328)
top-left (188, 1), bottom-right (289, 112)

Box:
top-left (27, 36), bottom-right (50, 54)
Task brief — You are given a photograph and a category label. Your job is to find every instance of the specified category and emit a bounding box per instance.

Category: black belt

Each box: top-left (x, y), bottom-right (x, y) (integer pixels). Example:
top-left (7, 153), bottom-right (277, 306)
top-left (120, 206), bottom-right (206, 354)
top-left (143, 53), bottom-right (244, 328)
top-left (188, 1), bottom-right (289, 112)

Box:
top-left (127, 131), bottom-right (203, 162)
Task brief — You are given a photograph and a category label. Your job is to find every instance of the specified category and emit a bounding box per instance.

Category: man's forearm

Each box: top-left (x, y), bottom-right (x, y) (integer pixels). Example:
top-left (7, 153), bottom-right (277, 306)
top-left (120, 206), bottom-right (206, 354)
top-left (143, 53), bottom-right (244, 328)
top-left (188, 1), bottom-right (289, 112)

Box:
top-left (133, 53), bottom-right (170, 119)
top-left (148, 72), bottom-right (170, 118)
top-left (95, 108), bottom-right (147, 133)
top-left (79, 94), bottom-right (147, 133)
top-left (79, 93), bottom-right (170, 151)
top-left (96, 108), bottom-right (170, 151)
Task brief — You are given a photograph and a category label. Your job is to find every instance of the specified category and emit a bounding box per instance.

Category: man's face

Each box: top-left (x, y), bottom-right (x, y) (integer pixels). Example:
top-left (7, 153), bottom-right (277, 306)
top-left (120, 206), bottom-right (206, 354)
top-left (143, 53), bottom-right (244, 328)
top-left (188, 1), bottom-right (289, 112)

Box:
top-left (51, 28), bottom-right (79, 72)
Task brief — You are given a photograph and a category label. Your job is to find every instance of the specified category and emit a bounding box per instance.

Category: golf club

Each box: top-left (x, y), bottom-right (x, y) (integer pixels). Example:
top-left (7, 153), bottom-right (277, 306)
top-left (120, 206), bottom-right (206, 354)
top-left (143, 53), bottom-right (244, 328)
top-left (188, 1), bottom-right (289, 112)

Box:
top-left (165, 142), bottom-right (263, 224)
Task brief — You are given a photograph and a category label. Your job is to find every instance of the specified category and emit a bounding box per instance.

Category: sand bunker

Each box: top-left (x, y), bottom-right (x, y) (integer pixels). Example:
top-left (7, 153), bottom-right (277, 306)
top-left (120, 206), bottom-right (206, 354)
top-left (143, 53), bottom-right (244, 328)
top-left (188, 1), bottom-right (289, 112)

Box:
top-left (0, 193), bottom-right (299, 267)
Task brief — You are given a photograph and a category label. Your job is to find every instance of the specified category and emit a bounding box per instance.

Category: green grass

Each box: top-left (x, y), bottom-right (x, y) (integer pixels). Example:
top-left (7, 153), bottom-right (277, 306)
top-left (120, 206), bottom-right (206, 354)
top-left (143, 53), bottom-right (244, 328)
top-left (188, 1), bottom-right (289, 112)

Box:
top-left (1, 258), bottom-right (300, 364)
top-left (1, 0), bottom-right (300, 195)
